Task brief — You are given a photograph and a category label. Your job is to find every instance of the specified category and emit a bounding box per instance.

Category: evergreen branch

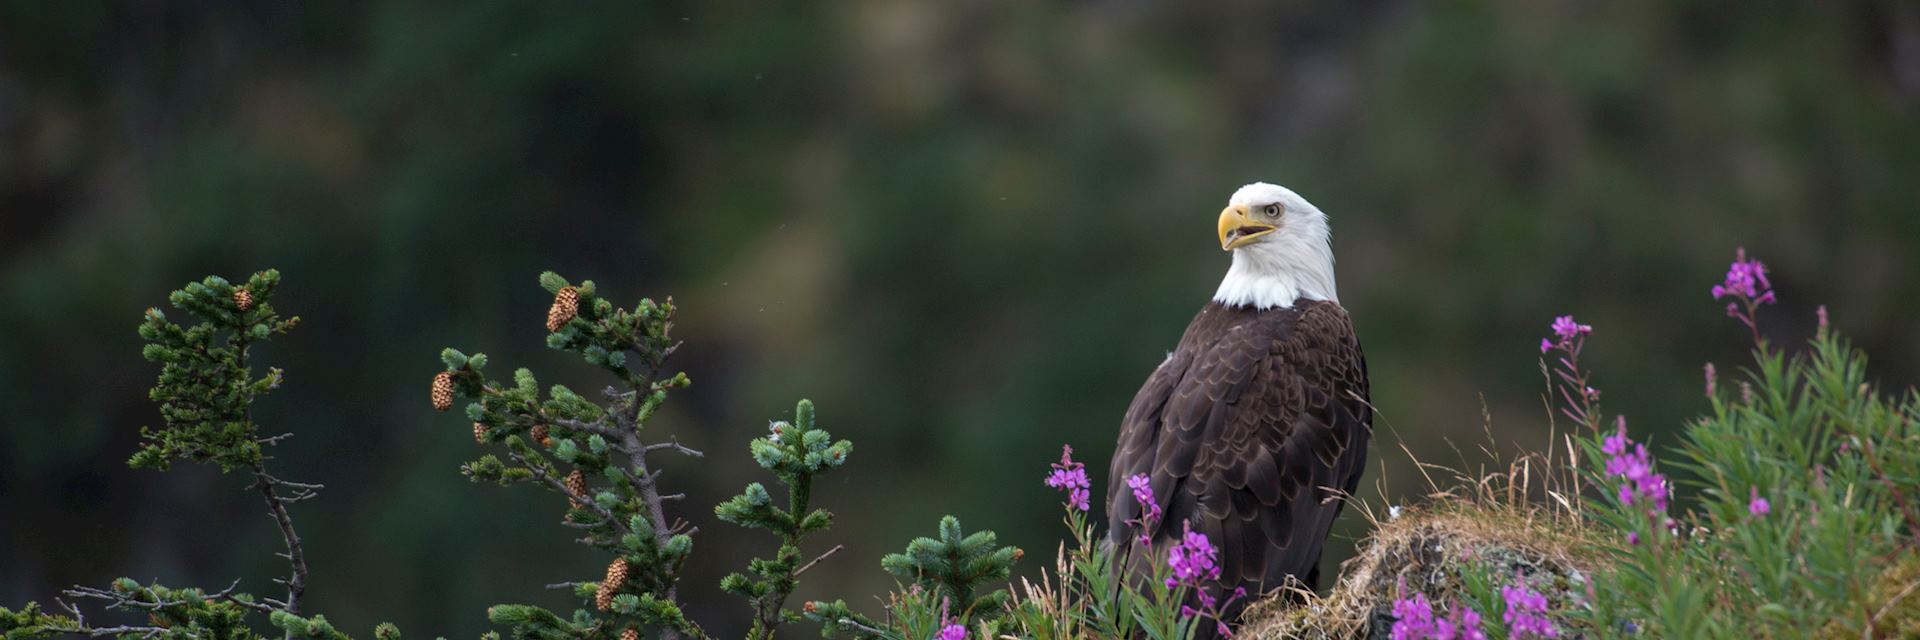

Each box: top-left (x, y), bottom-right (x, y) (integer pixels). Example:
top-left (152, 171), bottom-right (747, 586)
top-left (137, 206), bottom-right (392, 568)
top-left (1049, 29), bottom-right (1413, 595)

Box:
top-left (61, 580), bottom-right (273, 617)
top-left (551, 417), bottom-right (633, 446)
top-left (505, 449), bottom-right (633, 540)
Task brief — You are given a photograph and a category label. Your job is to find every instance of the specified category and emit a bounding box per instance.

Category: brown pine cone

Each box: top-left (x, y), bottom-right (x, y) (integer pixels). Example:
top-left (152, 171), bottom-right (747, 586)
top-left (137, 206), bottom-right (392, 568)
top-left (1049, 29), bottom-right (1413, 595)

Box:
top-left (233, 288), bottom-right (254, 311)
top-left (596, 557), bottom-right (630, 611)
top-left (566, 469), bottom-right (588, 509)
top-left (546, 286), bottom-right (580, 332)
top-left (472, 422), bottom-right (488, 443)
top-left (530, 424), bottom-right (552, 448)
top-left (431, 371), bottom-right (454, 411)
top-left (620, 629), bottom-right (638, 640)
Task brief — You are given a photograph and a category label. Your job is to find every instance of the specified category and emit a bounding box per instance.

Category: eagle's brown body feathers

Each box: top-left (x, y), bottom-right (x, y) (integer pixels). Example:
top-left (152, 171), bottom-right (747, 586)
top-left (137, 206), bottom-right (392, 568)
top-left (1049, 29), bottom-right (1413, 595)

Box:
top-left (1107, 298), bottom-right (1372, 611)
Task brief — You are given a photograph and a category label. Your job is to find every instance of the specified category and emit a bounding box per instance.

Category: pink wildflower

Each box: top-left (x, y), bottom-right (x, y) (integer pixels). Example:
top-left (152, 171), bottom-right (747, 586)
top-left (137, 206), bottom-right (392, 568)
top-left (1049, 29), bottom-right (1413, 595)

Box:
top-left (1502, 582), bottom-right (1558, 638)
top-left (1044, 445), bottom-right (1092, 511)
top-left (1166, 524), bottom-right (1221, 589)
top-left (1126, 473), bottom-right (1161, 546)
top-left (1711, 247), bottom-right (1777, 342)
top-left (1390, 592), bottom-right (1438, 640)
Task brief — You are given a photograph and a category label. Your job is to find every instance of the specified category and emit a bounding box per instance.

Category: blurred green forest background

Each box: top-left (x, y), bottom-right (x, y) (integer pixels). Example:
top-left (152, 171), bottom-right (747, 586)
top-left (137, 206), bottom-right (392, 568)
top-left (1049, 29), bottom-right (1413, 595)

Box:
top-left (3, 2), bottom-right (1918, 637)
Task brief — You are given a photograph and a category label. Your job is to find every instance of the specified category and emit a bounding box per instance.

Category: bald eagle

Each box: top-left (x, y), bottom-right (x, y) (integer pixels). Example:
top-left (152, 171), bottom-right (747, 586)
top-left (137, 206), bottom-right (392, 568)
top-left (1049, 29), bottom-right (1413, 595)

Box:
top-left (1107, 182), bottom-right (1372, 622)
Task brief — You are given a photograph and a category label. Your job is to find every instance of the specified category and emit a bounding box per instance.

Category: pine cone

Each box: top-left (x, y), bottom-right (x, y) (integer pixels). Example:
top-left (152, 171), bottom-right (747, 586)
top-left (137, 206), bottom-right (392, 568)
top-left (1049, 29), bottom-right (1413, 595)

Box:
top-left (472, 422), bottom-right (488, 443)
top-left (431, 371), bottom-right (455, 412)
top-left (620, 629), bottom-right (638, 640)
top-left (566, 469), bottom-right (588, 509)
top-left (597, 557), bottom-right (630, 612)
top-left (530, 424), bottom-right (552, 448)
top-left (546, 286), bottom-right (579, 332)
top-left (233, 288), bottom-right (254, 311)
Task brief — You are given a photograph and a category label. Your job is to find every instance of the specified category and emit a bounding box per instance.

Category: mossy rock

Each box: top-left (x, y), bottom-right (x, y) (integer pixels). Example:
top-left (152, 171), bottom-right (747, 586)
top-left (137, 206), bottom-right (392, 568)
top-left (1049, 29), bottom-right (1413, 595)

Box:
top-left (1241, 506), bottom-right (1601, 639)
top-left (1817, 550), bottom-right (1920, 639)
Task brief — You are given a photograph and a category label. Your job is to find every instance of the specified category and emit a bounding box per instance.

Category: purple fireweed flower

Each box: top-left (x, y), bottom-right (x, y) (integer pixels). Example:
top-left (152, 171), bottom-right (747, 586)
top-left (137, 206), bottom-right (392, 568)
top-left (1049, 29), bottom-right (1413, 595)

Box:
top-left (1194, 588), bottom-right (1217, 611)
top-left (1174, 566), bottom-right (1245, 637)
top-left (1704, 363), bottom-right (1717, 397)
top-left (1446, 604), bottom-right (1487, 640)
top-left (1126, 473), bottom-right (1161, 546)
top-left (1711, 247), bottom-right (1773, 301)
top-left (1601, 423), bottom-right (1629, 456)
top-left (1390, 591), bottom-right (1485, 640)
top-left (1602, 418), bottom-right (1672, 539)
top-left (1166, 525), bottom-right (1221, 588)
top-left (1817, 305), bottom-right (1829, 331)
top-left (1750, 487), bottom-right (1770, 517)
top-left (1045, 445), bottom-right (1091, 511)
top-left (1551, 315), bottom-right (1592, 341)
top-left (1539, 312), bottom-right (1605, 430)
top-left (1502, 583), bottom-right (1558, 638)
top-left (1390, 592), bottom-right (1438, 640)
top-left (1540, 315), bottom-right (1593, 355)
top-left (1712, 247), bottom-right (1777, 341)
top-left (1127, 474), bottom-right (1161, 524)
top-left (939, 623), bottom-right (966, 640)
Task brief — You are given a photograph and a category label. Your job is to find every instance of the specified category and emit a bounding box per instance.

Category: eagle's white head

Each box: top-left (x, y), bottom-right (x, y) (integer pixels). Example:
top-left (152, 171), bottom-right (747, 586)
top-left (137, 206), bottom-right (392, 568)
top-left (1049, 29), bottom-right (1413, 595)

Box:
top-left (1211, 182), bottom-right (1339, 310)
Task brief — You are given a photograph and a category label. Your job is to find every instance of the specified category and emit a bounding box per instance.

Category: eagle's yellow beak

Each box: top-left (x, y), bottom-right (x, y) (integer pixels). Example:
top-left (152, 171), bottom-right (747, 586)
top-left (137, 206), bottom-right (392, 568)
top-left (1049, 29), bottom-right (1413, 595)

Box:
top-left (1218, 205), bottom-right (1276, 251)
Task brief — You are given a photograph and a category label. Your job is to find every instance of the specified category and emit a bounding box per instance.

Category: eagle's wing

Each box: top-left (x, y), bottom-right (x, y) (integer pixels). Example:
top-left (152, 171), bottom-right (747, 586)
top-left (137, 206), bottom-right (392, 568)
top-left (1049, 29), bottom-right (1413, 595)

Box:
top-left (1107, 301), bottom-right (1371, 597)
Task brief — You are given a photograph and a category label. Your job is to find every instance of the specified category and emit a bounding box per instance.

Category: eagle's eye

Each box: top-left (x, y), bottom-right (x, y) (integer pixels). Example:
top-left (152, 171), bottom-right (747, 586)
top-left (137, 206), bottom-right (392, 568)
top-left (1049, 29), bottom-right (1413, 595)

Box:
top-left (1263, 204), bottom-right (1281, 218)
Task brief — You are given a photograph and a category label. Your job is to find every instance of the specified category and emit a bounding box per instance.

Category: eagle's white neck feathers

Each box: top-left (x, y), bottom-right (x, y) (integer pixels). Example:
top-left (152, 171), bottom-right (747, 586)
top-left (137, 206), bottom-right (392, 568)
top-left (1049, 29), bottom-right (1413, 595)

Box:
top-left (1211, 182), bottom-right (1339, 310)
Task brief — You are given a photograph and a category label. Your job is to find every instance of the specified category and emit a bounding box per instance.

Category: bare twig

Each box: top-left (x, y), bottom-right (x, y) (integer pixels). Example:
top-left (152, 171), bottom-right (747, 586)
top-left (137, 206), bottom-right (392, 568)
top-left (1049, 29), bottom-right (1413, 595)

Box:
top-left (624, 435), bottom-right (674, 548)
top-left (616, 345), bottom-right (687, 640)
top-left (794, 545), bottom-right (845, 577)
top-left (832, 617), bottom-right (888, 635)
top-left (642, 438), bottom-right (705, 458)
top-left (247, 463), bottom-right (311, 615)
top-left (1870, 577), bottom-right (1920, 633)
